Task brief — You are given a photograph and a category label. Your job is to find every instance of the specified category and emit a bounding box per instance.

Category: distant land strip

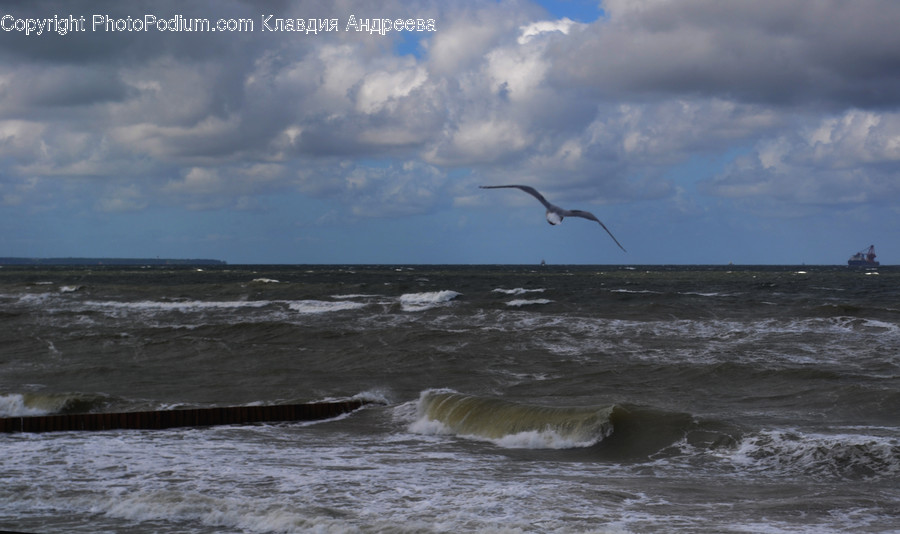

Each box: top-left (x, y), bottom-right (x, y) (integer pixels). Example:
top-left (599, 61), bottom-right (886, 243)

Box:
top-left (0, 257), bottom-right (226, 266)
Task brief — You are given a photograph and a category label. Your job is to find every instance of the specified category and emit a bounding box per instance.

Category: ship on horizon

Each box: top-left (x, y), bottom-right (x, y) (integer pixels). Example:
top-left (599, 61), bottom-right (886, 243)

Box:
top-left (848, 245), bottom-right (879, 267)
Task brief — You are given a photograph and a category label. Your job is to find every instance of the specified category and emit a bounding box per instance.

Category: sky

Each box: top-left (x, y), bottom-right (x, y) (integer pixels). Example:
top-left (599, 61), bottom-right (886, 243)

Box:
top-left (1, 0), bottom-right (899, 265)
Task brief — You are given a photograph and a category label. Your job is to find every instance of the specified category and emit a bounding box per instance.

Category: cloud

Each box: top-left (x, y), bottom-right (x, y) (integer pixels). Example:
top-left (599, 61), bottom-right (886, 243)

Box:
top-left (356, 63), bottom-right (428, 114)
top-left (162, 163), bottom-right (288, 210)
top-left (425, 2), bottom-right (534, 75)
top-left (1, 0), bottom-right (899, 230)
top-left (556, 0), bottom-right (900, 109)
top-left (702, 109), bottom-right (900, 208)
top-left (517, 18), bottom-right (576, 45)
top-left (96, 184), bottom-right (147, 212)
top-left (426, 117), bottom-right (532, 166)
top-left (0, 66), bottom-right (131, 111)
top-left (295, 159), bottom-right (447, 218)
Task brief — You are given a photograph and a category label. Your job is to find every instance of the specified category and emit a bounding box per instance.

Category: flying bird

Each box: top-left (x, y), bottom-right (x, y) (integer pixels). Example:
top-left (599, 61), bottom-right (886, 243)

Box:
top-left (480, 184), bottom-right (626, 252)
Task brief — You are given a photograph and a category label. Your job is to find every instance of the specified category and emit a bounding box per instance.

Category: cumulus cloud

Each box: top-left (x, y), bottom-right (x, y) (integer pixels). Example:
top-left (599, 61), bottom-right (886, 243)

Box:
top-left (703, 109), bottom-right (900, 207)
top-left (0, 0), bottom-right (899, 224)
top-left (295, 159), bottom-right (447, 218)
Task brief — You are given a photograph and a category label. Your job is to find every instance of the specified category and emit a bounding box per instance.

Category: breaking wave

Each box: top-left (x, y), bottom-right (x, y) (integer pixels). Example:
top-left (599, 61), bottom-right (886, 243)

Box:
top-left (410, 390), bottom-right (614, 449)
top-left (399, 290), bottom-right (461, 312)
top-left (492, 287), bottom-right (546, 295)
top-left (287, 300), bottom-right (368, 314)
top-left (0, 392), bottom-right (114, 417)
top-left (408, 390), bottom-right (714, 458)
top-left (506, 298), bottom-right (553, 307)
top-left (720, 429), bottom-right (900, 480)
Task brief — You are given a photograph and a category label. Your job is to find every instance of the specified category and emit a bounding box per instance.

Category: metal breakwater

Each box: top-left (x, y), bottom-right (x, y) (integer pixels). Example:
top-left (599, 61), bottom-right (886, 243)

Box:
top-left (0, 400), bottom-right (371, 433)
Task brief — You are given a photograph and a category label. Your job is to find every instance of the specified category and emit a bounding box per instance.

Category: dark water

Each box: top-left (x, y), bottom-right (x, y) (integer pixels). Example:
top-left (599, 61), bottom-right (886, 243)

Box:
top-left (1, 264), bottom-right (898, 533)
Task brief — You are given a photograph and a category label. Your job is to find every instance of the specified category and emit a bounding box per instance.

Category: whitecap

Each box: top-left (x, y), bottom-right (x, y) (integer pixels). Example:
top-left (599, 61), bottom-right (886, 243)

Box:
top-left (681, 291), bottom-right (730, 297)
top-left (492, 429), bottom-right (594, 449)
top-left (410, 390), bottom-right (613, 449)
top-left (288, 300), bottom-right (367, 314)
top-left (0, 393), bottom-right (51, 417)
top-left (719, 429), bottom-right (900, 479)
top-left (492, 287), bottom-right (546, 295)
top-left (506, 299), bottom-right (553, 307)
top-left (85, 300), bottom-right (271, 312)
top-left (398, 290), bottom-right (461, 312)
top-left (0, 392), bottom-right (101, 417)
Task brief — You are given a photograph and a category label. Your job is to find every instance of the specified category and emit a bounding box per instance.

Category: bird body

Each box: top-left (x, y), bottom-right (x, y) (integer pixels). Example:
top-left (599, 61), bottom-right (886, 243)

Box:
top-left (480, 184), bottom-right (626, 252)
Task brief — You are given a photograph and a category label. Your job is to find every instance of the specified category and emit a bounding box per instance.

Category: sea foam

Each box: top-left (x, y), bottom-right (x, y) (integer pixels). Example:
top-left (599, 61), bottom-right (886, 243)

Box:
top-left (287, 300), bottom-right (367, 314)
top-left (84, 299), bottom-right (271, 312)
top-left (0, 393), bottom-right (51, 417)
top-left (492, 287), bottom-right (546, 295)
top-left (721, 429), bottom-right (900, 480)
top-left (398, 290), bottom-right (461, 311)
top-left (506, 298), bottom-right (553, 307)
top-left (0, 392), bottom-right (109, 417)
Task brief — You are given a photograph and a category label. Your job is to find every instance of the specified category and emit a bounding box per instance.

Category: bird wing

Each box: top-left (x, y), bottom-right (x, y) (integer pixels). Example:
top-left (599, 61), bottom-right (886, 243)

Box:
top-left (481, 185), bottom-right (627, 252)
top-left (567, 210), bottom-right (628, 252)
top-left (480, 185), bottom-right (553, 210)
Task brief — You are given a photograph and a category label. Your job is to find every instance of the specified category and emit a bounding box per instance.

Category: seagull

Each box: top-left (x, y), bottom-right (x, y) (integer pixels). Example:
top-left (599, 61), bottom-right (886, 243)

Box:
top-left (480, 184), bottom-right (626, 252)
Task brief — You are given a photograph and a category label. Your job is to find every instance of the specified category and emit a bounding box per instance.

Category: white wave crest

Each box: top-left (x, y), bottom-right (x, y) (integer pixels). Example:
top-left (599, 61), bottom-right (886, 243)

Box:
top-left (492, 287), bottom-right (546, 295)
top-left (408, 410), bottom-right (603, 449)
top-left (722, 429), bottom-right (900, 479)
top-left (288, 300), bottom-right (367, 314)
top-left (85, 300), bottom-right (272, 312)
top-left (0, 393), bottom-right (60, 417)
top-left (410, 390), bottom-right (612, 449)
top-left (506, 299), bottom-right (553, 307)
top-left (399, 290), bottom-right (461, 311)
top-left (493, 429), bottom-right (596, 449)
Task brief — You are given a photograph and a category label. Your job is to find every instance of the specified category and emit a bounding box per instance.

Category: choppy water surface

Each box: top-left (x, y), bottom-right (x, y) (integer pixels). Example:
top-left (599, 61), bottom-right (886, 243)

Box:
top-left (1, 264), bottom-right (898, 533)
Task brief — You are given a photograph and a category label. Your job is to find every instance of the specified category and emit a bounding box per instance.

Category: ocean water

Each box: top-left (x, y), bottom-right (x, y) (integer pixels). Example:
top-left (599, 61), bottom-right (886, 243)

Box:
top-left (1, 264), bottom-right (898, 533)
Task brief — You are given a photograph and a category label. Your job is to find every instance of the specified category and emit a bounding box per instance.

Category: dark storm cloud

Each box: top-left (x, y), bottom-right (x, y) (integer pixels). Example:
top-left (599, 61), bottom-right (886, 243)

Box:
top-left (554, 0), bottom-right (900, 109)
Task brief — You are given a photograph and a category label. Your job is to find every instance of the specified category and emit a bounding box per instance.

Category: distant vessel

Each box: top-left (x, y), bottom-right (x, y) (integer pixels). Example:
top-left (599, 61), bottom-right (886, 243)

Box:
top-left (848, 245), bottom-right (879, 267)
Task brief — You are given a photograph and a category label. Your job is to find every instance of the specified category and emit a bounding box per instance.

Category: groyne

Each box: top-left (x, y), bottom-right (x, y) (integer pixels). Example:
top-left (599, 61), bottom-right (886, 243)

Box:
top-left (0, 400), bottom-right (370, 433)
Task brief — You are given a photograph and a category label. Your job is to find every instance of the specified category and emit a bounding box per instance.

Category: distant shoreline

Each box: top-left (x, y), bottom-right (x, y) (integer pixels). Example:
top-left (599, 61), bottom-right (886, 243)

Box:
top-left (0, 259), bottom-right (891, 268)
top-left (0, 257), bottom-right (227, 266)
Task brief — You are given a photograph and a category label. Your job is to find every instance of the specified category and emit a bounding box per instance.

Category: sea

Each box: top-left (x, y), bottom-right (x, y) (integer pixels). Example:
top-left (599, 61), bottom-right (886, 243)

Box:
top-left (1, 264), bottom-right (898, 534)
